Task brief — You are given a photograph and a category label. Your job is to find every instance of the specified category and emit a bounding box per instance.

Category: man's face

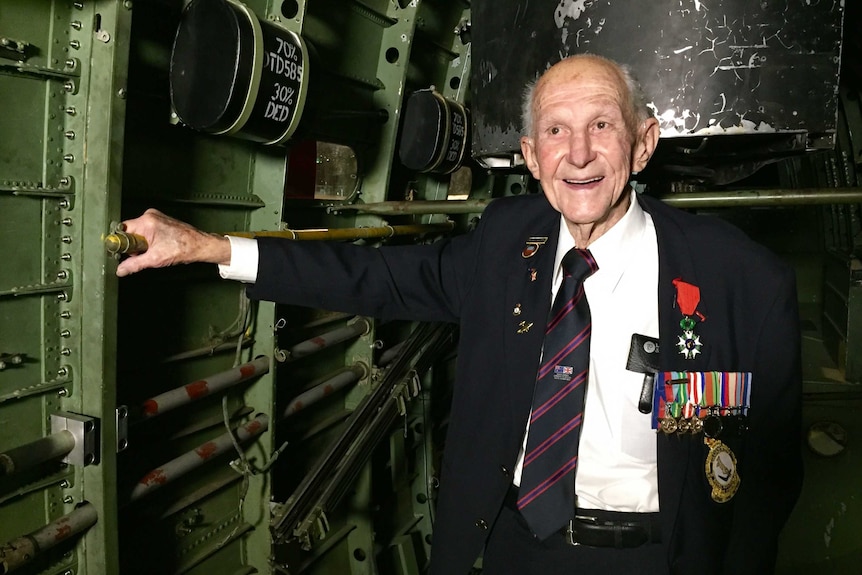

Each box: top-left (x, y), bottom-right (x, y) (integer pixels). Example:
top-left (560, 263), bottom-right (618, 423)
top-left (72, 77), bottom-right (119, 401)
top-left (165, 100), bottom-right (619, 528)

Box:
top-left (520, 59), bottom-right (657, 243)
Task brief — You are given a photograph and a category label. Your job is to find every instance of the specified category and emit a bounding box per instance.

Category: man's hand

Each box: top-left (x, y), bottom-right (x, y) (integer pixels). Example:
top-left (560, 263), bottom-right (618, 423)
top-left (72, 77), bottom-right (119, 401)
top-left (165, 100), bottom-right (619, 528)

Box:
top-left (115, 209), bottom-right (231, 277)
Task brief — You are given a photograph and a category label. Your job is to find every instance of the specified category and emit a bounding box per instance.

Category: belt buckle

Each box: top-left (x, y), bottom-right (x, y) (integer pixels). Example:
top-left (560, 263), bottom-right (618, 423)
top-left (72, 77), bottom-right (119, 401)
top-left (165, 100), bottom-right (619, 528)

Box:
top-left (565, 514), bottom-right (598, 546)
top-left (565, 520), bottom-right (579, 546)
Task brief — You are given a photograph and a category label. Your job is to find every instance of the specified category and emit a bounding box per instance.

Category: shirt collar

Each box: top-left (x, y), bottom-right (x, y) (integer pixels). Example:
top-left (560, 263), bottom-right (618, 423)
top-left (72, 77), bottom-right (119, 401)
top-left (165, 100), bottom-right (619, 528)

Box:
top-left (553, 188), bottom-right (647, 294)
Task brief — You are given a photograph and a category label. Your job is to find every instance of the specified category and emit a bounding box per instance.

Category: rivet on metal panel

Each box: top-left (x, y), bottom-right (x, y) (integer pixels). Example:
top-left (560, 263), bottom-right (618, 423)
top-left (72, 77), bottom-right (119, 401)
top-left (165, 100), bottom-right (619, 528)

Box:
top-left (64, 107), bottom-right (76, 116)
top-left (61, 348), bottom-right (71, 356)
top-left (60, 480), bottom-right (70, 488)
top-left (60, 330), bottom-right (71, 338)
top-left (58, 366), bottom-right (69, 377)
top-left (71, 21), bottom-right (82, 30)
top-left (61, 253), bottom-right (72, 261)
top-left (63, 154), bottom-right (74, 163)
top-left (73, 2), bottom-right (84, 9)
top-left (64, 130), bottom-right (75, 140)
top-left (58, 271), bottom-right (69, 281)
top-left (63, 495), bottom-right (74, 504)
top-left (59, 198), bottom-right (71, 209)
top-left (61, 217), bottom-right (73, 226)
top-left (69, 40), bottom-right (80, 50)
top-left (57, 292), bottom-right (69, 301)
top-left (124, 0), bottom-right (133, 9)
top-left (117, 88), bottom-right (126, 99)
top-left (62, 235), bottom-right (72, 243)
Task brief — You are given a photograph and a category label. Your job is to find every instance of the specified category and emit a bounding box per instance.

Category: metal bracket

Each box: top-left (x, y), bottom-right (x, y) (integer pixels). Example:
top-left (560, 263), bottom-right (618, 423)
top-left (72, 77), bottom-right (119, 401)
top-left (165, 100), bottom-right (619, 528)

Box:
top-left (116, 405), bottom-right (129, 452)
top-left (392, 370), bottom-right (422, 416)
top-left (0, 352), bottom-right (26, 371)
top-left (50, 412), bottom-right (100, 467)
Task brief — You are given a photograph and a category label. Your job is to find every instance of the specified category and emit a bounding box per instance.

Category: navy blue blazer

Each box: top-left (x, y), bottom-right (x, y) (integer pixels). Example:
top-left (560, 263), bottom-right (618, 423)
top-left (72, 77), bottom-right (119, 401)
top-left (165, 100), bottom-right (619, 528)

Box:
top-left (248, 192), bottom-right (802, 575)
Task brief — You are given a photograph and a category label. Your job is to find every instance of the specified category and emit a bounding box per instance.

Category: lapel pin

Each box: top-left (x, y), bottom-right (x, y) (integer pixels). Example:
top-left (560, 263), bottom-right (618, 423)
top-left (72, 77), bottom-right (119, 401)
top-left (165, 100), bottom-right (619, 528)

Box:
top-left (517, 321), bottom-right (533, 334)
top-left (513, 304), bottom-right (522, 316)
top-left (522, 236), bottom-right (548, 259)
top-left (529, 268), bottom-right (538, 282)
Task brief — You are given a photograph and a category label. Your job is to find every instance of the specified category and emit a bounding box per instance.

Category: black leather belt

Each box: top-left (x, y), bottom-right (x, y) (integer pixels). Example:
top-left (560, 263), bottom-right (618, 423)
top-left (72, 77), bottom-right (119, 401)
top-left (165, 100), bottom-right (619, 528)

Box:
top-left (505, 484), bottom-right (661, 548)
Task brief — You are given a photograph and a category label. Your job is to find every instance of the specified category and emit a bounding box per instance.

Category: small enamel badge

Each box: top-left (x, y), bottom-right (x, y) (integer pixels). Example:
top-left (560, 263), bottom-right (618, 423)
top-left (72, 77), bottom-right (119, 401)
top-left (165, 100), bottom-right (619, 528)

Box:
top-left (517, 321), bottom-right (533, 334)
top-left (522, 237), bottom-right (548, 259)
top-left (529, 268), bottom-right (538, 282)
top-left (673, 278), bottom-right (706, 359)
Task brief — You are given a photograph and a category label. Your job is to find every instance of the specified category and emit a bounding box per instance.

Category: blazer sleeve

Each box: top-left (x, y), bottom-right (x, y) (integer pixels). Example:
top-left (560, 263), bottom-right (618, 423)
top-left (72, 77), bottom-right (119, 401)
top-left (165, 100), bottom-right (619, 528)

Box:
top-left (243, 209), bottom-right (498, 322)
top-left (722, 264), bottom-right (803, 574)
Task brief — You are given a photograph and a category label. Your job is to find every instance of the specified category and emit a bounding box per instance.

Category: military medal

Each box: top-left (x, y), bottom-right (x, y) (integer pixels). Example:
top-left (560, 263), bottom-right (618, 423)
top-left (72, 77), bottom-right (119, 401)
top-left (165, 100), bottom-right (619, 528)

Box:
top-left (672, 278), bottom-right (705, 359)
top-left (652, 371), bottom-right (752, 439)
top-left (704, 437), bottom-right (740, 502)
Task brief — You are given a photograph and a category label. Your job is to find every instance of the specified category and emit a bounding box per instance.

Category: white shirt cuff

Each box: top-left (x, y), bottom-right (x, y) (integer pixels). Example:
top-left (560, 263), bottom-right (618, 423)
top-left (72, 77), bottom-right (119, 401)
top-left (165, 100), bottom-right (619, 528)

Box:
top-left (218, 235), bottom-right (259, 283)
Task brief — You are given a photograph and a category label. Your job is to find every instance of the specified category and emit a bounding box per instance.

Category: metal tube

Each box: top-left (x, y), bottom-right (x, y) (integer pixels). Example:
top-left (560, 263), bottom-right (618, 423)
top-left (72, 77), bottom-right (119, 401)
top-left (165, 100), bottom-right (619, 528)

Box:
top-left (0, 502), bottom-right (97, 574)
top-left (130, 414), bottom-right (269, 501)
top-left (378, 341), bottom-right (406, 367)
top-left (103, 230), bottom-right (148, 255)
top-left (229, 221), bottom-right (454, 241)
top-left (658, 187), bottom-right (862, 208)
top-left (283, 317), bottom-right (371, 362)
top-left (0, 430), bottom-right (75, 477)
top-left (141, 356), bottom-right (270, 419)
top-left (106, 222), bottom-right (454, 257)
top-left (334, 199), bottom-right (493, 215)
top-left (282, 364), bottom-right (368, 418)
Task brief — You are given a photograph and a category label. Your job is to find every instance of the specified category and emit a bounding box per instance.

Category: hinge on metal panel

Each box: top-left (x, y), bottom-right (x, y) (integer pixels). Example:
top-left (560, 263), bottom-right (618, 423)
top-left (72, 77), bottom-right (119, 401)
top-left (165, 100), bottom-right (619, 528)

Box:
top-left (50, 412), bottom-right (100, 467)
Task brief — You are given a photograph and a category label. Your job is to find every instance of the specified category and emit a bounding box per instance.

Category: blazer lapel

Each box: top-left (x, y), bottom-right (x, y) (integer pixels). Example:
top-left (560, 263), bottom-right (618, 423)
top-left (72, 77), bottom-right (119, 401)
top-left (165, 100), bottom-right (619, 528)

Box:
top-left (503, 224), bottom-right (559, 440)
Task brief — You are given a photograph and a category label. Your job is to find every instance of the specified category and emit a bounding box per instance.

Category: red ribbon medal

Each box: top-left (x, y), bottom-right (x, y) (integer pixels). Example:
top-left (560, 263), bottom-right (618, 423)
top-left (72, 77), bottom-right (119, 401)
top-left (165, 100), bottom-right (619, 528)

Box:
top-left (673, 278), bottom-right (705, 359)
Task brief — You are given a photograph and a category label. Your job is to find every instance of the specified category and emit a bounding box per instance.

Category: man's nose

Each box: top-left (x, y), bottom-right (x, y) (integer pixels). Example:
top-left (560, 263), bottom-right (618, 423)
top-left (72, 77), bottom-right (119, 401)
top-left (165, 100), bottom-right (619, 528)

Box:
top-left (567, 131), bottom-right (596, 167)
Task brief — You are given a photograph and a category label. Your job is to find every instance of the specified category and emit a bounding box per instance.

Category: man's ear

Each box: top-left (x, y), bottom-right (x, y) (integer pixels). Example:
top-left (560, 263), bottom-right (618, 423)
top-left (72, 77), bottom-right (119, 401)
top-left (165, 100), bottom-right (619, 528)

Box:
top-left (632, 117), bottom-right (660, 173)
top-left (520, 136), bottom-right (541, 179)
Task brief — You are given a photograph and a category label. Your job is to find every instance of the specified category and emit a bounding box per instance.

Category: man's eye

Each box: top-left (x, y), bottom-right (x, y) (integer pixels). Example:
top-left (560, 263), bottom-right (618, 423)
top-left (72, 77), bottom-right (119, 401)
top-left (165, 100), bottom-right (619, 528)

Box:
top-left (549, 126), bottom-right (561, 135)
top-left (596, 121), bottom-right (607, 130)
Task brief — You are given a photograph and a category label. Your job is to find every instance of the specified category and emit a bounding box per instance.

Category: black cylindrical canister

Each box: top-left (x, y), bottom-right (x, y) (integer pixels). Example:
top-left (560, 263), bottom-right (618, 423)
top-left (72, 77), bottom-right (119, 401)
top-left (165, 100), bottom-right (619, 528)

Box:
top-left (398, 89), bottom-right (470, 174)
top-left (170, 0), bottom-right (309, 145)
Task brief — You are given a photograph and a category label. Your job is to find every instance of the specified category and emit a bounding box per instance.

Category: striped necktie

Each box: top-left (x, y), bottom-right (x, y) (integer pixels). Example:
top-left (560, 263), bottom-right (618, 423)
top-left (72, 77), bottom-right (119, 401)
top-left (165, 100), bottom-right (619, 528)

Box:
top-left (517, 247), bottom-right (598, 539)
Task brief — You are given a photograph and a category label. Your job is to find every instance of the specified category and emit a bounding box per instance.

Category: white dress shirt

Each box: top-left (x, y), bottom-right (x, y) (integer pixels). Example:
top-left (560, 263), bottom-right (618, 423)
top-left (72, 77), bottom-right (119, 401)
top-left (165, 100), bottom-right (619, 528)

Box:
top-left (219, 190), bottom-right (660, 511)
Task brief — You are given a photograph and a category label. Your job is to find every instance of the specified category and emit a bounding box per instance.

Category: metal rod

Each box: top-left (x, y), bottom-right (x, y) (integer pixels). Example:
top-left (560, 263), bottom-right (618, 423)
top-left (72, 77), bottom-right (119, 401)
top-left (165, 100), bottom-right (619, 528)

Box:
top-left (658, 187), bottom-right (862, 208)
top-left (141, 356), bottom-right (270, 419)
top-left (103, 230), bottom-right (148, 255)
top-left (378, 341), bottom-right (406, 367)
top-left (229, 222), bottom-right (454, 241)
top-left (0, 431), bottom-right (75, 477)
top-left (130, 414), bottom-right (269, 502)
top-left (279, 317), bottom-right (371, 362)
top-left (0, 502), bottom-right (97, 574)
top-left (104, 222), bottom-right (454, 256)
top-left (282, 364), bottom-right (368, 418)
top-left (334, 199), bottom-right (493, 215)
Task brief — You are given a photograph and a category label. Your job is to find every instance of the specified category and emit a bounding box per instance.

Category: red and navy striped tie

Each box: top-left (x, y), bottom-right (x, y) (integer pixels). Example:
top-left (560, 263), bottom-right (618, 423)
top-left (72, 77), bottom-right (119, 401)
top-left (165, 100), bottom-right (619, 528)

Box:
top-left (518, 248), bottom-right (598, 539)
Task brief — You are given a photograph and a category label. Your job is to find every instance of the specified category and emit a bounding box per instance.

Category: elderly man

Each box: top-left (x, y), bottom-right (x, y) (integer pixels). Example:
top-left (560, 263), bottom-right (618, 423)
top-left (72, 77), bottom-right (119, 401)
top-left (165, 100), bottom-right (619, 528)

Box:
top-left (118, 55), bottom-right (802, 574)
